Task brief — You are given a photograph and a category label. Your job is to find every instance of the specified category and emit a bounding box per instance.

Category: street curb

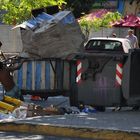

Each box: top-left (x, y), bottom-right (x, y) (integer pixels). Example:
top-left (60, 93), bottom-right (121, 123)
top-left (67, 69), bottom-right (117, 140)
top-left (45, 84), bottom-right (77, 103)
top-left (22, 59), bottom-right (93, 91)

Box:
top-left (0, 122), bottom-right (140, 139)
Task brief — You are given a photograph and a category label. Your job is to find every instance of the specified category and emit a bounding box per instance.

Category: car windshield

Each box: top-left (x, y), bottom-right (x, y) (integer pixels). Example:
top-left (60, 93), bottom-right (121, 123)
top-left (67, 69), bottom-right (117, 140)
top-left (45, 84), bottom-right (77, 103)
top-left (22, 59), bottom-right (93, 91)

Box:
top-left (85, 40), bottom-right (124, 52)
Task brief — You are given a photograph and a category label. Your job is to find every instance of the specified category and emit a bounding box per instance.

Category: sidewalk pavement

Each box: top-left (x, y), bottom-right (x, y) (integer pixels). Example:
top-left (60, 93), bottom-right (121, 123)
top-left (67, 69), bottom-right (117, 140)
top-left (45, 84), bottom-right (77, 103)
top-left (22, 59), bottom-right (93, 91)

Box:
top-left (0, 96), bottom-right (140, 140)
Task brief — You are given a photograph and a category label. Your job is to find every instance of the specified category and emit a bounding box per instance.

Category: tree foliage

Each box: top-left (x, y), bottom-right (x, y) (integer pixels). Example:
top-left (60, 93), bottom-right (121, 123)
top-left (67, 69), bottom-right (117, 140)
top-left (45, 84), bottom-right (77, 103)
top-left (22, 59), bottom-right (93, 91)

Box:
top-left (79, 11), bottom-right (122, 37)
top-left (0, 0), bottom-right (111, 24)
top-left (65, 0), bottom-right (109, 18)
top-left (0, 0), bottom-right (66, 25)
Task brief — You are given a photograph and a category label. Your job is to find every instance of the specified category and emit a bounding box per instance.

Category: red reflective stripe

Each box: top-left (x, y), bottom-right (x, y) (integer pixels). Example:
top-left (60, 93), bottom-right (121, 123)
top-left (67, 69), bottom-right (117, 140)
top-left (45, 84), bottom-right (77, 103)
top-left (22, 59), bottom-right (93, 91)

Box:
top-left (115, 81), bottom-right (120, 87)
top-left (118, 63), bottom-right (123, 68)
top-left (116, 69), bottom-right (122, 79)
top-left (115, 63), bottom-right (123, 87)
top-left (76, 60), bottom-right (82, 84)
top-left (77, 79), bottom-right (82, 84)
top-left (77, 60), bottom-right (81, 65)
top-left (77, 67), bottom-right (82, 75)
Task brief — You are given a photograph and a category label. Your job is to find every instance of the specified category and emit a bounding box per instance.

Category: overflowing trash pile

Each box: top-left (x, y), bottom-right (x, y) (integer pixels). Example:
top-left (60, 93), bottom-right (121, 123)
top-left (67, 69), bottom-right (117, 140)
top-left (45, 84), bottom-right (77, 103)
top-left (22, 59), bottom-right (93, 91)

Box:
top-left (0, 95), bottom-right (98, 121)
top-left (13, 10), bottom-right (85, 58)
top-left (0, 95), bottom-right (69, 120)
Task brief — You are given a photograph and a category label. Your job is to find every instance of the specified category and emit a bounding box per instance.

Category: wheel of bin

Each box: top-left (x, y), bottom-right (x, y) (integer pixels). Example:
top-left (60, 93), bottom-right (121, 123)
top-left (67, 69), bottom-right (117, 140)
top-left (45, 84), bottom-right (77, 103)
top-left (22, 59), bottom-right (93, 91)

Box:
top-left (95, 106), bottom-right (105, 112)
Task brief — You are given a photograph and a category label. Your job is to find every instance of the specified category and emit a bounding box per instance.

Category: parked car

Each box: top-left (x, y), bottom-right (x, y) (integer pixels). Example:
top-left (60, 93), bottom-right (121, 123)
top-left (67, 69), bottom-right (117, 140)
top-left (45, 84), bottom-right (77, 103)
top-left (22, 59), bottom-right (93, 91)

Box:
top-left (84, 37), bottom-right (132, 53)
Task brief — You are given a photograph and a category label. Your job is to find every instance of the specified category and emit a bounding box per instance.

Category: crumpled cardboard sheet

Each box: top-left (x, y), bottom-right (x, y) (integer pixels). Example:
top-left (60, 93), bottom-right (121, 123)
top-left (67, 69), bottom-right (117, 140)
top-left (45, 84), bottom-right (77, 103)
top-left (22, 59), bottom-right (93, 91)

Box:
top-left (18, 11), bottom-right (85, 58)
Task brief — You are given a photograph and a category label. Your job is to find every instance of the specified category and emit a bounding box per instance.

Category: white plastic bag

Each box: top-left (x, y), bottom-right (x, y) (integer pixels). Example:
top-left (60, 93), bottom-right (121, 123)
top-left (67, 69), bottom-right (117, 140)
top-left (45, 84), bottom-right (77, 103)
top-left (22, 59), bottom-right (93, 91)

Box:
top-left (12, 106), bottom-right (27, 119)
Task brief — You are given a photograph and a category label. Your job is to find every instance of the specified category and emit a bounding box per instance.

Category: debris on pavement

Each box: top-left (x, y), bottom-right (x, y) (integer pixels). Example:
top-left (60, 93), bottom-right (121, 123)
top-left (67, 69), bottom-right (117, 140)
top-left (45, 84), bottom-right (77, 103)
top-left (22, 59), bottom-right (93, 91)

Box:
top-left (81, 105), bottom-right (97, 113)
top-left (0, 94), bottom-right (98, 121)
top-left (0, 95), bottom-right (81, 120)
top-left (0, 98), bottom-right (62, 117)
top-left (26, 104), bottom-right (64, 117)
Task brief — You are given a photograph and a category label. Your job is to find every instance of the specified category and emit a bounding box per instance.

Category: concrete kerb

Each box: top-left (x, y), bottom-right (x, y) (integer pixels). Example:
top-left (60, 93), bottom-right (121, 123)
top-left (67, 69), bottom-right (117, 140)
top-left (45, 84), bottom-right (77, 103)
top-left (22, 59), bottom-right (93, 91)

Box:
top-left (0, 122), bottom-right (140, 140)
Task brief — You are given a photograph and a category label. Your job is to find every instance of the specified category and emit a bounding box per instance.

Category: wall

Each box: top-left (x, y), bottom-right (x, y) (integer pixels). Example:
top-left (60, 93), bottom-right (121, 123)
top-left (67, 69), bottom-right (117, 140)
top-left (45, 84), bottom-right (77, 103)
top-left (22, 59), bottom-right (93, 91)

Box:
top-left (124, 0), bottom-right (140, 15)
top-left (89, 27), bottom-right (129, 39)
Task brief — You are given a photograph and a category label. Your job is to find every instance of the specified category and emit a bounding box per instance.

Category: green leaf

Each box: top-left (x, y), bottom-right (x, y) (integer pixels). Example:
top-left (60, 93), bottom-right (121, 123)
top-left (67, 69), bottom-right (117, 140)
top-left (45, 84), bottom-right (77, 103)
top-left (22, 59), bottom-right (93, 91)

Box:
top-left (79, 11), bottom-right (122, 37)
top-left (1, 0), bottom-right (66, 25)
